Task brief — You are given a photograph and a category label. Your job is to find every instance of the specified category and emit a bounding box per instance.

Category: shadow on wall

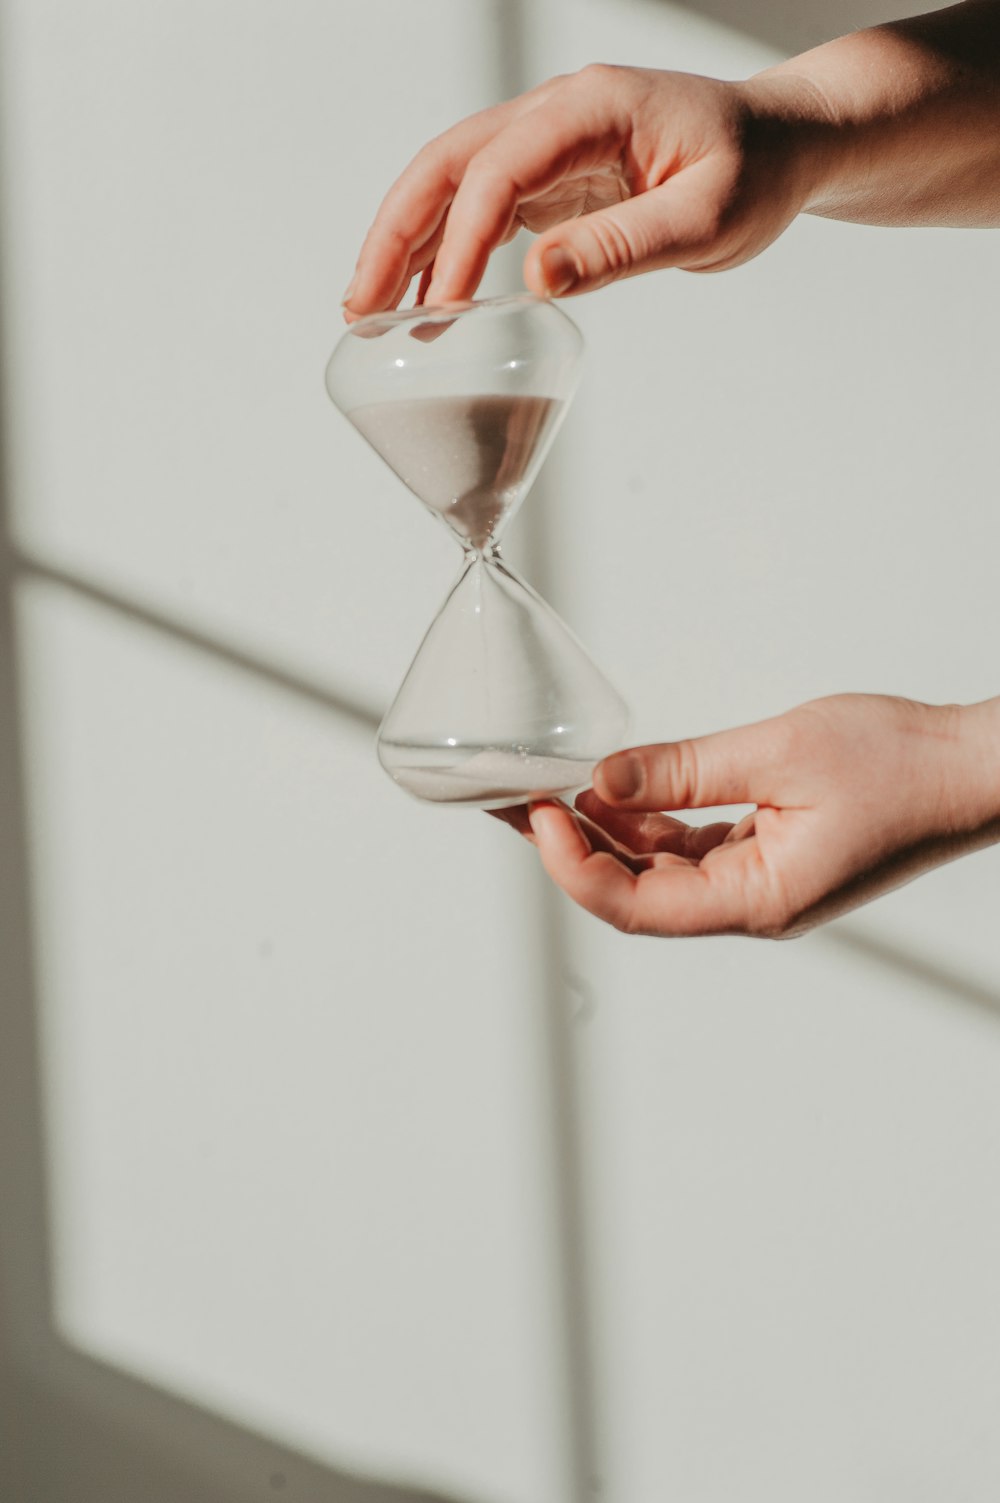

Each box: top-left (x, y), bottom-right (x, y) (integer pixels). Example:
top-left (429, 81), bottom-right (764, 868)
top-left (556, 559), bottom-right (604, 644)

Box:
top-left (18, 1341), bottom-right (466, 1503)
top-left (0, 524), bottom-right (459, 1503)
top-left (0, 5), bottom-right (586, 1502)
top-left (4, 2), bottom-right (997, 1501)
top-left (822, 928), bottom-right (1000, 1023)
top-left (0, 122), bottom-right (452, 1503)
top-left (672, 0), bottom-right (931, 57)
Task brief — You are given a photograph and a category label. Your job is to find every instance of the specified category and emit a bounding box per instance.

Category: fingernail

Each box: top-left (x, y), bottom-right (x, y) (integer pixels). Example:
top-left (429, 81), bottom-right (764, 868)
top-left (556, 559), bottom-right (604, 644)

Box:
top-left (341, 275), bottom-right (358, 307)
top-left (539, 245), bottom-right (579, 297)
top-left (600, 753), bottom-right (641, 801)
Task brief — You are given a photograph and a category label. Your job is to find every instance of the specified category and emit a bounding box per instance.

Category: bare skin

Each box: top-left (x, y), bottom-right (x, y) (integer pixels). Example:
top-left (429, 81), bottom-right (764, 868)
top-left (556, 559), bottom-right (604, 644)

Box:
top-left (495, 696), bottom-right (1000, 938)
top-left (343, 3), bottom-right (1000, 314)
top-left (344, 3), bottom-right (1000, 937)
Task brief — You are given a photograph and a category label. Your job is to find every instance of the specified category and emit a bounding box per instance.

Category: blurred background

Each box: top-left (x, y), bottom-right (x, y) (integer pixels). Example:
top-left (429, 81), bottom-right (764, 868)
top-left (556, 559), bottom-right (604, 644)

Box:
top-left (1, 2), bottom-right (999, 1500)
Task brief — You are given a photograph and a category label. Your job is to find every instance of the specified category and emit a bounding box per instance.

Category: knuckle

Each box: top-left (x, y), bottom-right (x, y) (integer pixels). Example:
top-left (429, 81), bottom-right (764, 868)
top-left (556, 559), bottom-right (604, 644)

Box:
top-left (583, 212), bottom-right (637, 276)
top-left (406, 132), bottom-right (466, 194)
top-left (669, 739), bottom-right (702, 809)
top-left (453, 156), bottom-right (517, 229)
top-left (460, 151), bottom-right (505, 197)
top-left (574, 61), bottom-right (621, 89)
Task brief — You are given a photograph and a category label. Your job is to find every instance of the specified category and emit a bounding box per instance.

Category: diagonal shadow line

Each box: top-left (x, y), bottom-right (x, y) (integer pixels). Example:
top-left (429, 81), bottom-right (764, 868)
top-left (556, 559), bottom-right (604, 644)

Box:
top-left (0, 29), bottom-right (464, 1501)
top-left (22, 1337), bottom-right (467, 1503)
top-left (13, 550), bottom-right (383, 734)
top-left (822, 925), bottom-right (1000, 1022)
top-left (0, 520), bottom-right (469, 1499)
top-left (0, 326), bottom-right (476, 1503)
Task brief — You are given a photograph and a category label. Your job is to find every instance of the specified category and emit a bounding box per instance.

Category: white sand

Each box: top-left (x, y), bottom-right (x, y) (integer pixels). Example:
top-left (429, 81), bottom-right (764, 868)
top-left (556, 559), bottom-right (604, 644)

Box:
top-left (350, 394), bottom-right (562, 548)
top-left (387, 748), bottom-right (595, 808)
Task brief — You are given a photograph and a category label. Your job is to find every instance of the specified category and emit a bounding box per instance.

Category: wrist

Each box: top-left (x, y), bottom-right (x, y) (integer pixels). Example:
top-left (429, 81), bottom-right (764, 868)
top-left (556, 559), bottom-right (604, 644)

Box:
top-left (736, 70), bottom-right (848, 217)
top-left (746, 9), bottom-right (1000, 227)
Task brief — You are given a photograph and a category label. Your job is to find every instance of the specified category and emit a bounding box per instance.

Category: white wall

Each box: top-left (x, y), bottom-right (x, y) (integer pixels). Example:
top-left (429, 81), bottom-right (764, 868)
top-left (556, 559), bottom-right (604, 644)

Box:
top-left (0, 5), bottom-right (570, 1502)
top-left (2, 3), bottom-right (999, 1502)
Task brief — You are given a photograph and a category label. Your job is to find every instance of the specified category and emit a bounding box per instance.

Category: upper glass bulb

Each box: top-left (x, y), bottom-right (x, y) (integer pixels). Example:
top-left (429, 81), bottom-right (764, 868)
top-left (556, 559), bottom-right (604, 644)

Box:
top-left (326, 294), bottom-right (584, 551)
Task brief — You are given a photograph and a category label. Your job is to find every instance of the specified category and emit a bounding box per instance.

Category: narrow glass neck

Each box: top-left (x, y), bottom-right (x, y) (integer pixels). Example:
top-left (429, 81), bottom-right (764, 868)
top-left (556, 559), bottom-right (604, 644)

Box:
top-left (463, 540), bottom-right (502, 564)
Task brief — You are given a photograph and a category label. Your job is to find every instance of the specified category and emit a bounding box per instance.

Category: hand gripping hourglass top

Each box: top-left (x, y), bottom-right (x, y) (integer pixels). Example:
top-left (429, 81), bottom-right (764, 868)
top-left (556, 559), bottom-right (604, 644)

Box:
top-left (325, 294), bottom-right (629, 810)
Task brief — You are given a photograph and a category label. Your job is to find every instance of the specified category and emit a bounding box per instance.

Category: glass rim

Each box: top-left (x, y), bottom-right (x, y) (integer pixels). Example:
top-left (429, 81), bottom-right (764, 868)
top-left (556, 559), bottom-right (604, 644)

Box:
top-left (340, 292), bottom-right (558, 338)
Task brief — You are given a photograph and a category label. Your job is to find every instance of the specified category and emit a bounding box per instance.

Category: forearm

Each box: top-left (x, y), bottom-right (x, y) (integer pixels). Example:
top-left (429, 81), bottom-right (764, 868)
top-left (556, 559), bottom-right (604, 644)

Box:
top-left (748, 1), bottom-right (1000, 227)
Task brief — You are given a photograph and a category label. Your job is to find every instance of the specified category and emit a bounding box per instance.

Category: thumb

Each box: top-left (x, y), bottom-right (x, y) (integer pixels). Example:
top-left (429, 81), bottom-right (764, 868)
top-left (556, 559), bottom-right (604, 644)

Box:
top-left (594, 718), bottom-right (787, 812)
top-left (524, 162), bottom-right (724, 296)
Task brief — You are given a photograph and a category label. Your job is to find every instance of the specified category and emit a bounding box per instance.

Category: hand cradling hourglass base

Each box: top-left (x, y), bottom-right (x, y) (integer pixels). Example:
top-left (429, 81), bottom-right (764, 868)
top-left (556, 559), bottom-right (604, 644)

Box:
top-left (325, 294), bottom-right (629, 810)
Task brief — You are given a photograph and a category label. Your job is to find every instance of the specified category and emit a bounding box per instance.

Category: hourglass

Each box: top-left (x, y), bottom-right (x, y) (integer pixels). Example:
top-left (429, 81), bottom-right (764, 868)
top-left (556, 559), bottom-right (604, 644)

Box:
top-left (325, 294), bottom-right (628, 809)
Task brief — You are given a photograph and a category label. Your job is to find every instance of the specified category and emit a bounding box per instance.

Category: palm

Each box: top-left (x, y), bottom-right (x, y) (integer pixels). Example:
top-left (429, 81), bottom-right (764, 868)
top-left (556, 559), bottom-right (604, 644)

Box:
top-left (515, 170), bottom-right (631, 234)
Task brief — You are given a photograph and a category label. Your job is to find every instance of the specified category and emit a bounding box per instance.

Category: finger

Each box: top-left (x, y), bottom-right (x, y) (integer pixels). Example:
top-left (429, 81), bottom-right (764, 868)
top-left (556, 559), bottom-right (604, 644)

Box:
top-left (558, 806), bottom-right (653, 874)
top-left (403, 210), bottom-right (452, 299)
top-left (522, 157), bottom-right (732, 298)
top-left (344, 117), bottom-right (502, 314)
top-left (415, 262), bottom-right (435, 306)
top-left (352, 218), bottom-right (447, 323)
top-left (594, 714), bottom-right (791, 813)
top-left (687, 822), bottom-right (735, 857)
top-left (528, 804), bottom-right (641, 931)
top-left (346, 83), bottom-right (560, 316)
top-left (725, 811), bottom-right (758, 843)
top-left (425, 93), bottom-right (629, 304)
top-left (575, 789), bottom-right (733, 859)
top-left (492, 799), bottom-right (656, 874)
top-left (529, 804), bottom-right (759, 936)
top-left (575, 789), bottom-right (693, 855)
top-left (400, 206), bottom-right (520, 316)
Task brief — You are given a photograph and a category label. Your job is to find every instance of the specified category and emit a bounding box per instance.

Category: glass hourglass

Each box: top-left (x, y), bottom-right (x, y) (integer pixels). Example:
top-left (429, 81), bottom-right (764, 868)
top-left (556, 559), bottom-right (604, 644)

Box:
top-left (325, 293), bottom-right (629, 810)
